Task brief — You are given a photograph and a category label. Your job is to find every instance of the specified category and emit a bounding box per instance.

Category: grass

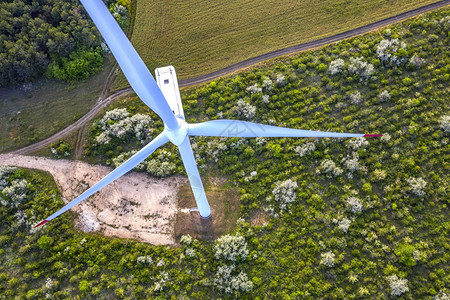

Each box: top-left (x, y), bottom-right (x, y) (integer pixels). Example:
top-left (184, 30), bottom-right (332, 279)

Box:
top-left (0, 57), bottom-right (115, 154)
top-left (113, 0), bottom-right (440, 89)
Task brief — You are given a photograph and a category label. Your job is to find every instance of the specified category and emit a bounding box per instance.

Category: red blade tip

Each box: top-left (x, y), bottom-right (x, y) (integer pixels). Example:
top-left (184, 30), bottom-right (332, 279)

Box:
top-left (34, 220), bottom-right (49, 228)
top-left (363, 134), bottom-right (383, 137)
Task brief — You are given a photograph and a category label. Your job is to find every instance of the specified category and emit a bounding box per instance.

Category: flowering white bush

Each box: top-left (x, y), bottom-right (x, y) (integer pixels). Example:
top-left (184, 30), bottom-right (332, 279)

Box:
top-left (244, 171), bottom-right (258, 182)
top-left (349, 91), bottom-right (362, 104)
top-left (406, 177), bottom-right (427, 197)
top-left (112, 4), bottom-right (127, 18)
top-left (262, 77), bottom-right (273, 90)
top-left (49, 140), bottom-right (71, 158)
top-left (262, 94), bottom-right (270, 104)
top-left (377, 90), bottom-right (391, 103)
top-left (146, 150), bottom-right (176, 177)
top-left (320, 251), bottom-right (335, 267)
top-left (348, 57), bottom-right (374, 79)
top-left (1, 179), bottom-right (29, 207)
top-left (246, 83), bottom-right (262, 94)
top-left (233, 99), bottom-right (256, 119)
top-left (180, 234), bottom-right (193, 245)
top-left (294, 142), bottom-right (315, 157)
top-left (439, 115), bottom-right (450, 133)
top-left (345, 196), bottom-right (363, 213)
top-left (329, 58), bottom-right (345, 75)
top-left (272, 179), bottom-right (298, 210)
top-left (214, 264), bottom-right (254, 294)
top-left (146, 160), bottom-right (176, 177)
top-left (381, 133), bottom-right (391, 142)
top-left (95, 108), bottom-right (153, 145)
top-left (130, 114), bottom-right (154, 142)
top-left (214, 234), bottom-right (249, 262)
top-left (409, 54), bottom-right (425, 68)
top-left (14, 210), bottom-right (29, 227)
top-left (434, 290), bottom-right (450, 300)
top-left (348, 137), bottom-right (368, 150)
top-left (342, 152), bottom-right (360, 172)
top-left (276, 73), bottom-right (286, 86)
top-left (376, 39), bottom-right (407, 66)
top-left (112, 150), bottom-right (146, 170)
top-left (154, 271), bottom-right (169, 292)
top-left (137, 255), bottom-right (153, 265)
top-left (205, 139), bottom-right (228, 162)
top-left (338, 217), bottom-right (352, 232)
top-left (185, 248), bottom-right (196, 258)
top-left (156, 258), bottom-right (166, 267)
top-left (256, 137), bottom-right (267, 146)
top-left (0, 166), bottom-right (16, 190)
top-left (386, 274), bottom-right (409, 296)
top-left (100, 42), bottom-right (110, 53)
top-left (318, 159), bottom-right (343, 177)
top-left (45, 277), bottom-right (55, 289)
top-left (112, 149), bottom-right (176, 177)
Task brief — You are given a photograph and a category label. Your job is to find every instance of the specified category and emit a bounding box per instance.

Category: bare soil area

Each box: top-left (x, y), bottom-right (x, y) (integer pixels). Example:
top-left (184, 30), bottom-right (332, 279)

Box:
top-left (0, 154), bottom-right (187, 245)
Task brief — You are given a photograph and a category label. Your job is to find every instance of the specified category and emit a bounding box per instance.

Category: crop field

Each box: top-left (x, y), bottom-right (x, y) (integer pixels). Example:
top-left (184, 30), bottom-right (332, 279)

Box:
top-left (112, 0), bottom-right (440, 88)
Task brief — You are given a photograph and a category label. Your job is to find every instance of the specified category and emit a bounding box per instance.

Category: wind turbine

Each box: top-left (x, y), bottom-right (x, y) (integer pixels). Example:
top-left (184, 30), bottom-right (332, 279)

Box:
top-left (34, 0), bottom-right (381, 228)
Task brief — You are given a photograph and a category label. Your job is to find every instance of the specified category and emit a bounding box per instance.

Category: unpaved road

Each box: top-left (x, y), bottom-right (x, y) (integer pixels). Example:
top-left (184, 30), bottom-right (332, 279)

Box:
top-left (10, 88), bottom-right (133, 155)
top-left (0, 154), bottom-right (188, 244)
top-left (8, 0), bottom-right (449, 156)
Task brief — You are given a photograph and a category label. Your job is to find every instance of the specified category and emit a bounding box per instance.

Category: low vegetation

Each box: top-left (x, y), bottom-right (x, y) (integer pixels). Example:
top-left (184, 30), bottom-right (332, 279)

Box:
top-left (1, 8), bottom-right (449, 299)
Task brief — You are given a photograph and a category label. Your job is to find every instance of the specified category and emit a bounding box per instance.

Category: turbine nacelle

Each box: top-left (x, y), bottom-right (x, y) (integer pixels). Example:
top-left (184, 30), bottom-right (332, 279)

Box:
top-left (156, 66), bottom-right (190, 146)
top-left (155, 66), bottom-right (185, 119)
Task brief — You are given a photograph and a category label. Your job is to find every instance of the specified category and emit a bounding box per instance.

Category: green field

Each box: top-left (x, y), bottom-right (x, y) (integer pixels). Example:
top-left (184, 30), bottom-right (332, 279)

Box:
top-left (113, 0), bottom-right (439, 88)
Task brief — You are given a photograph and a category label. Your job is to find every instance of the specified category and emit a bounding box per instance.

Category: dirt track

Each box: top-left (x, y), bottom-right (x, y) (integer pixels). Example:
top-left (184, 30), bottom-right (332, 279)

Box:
top-left (8, 0), bottom-right (449, 155)
top-left (10, 88), bottom-right (133, 155)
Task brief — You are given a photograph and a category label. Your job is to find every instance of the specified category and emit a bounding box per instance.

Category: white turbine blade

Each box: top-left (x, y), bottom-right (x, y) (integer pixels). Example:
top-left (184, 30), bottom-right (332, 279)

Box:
top-left (177, 137), bottom-right (211, 218)
top-left (188, 120), bottom-right (381, 138)
top-left (34, 132), bottom-right (169, 227)
top-left (79, 0), bottom-right (178, 129)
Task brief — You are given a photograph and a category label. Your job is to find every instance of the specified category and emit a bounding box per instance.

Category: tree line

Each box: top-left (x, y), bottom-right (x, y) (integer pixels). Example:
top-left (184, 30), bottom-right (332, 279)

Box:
top-left (0, 0), bottom-right (121, 87)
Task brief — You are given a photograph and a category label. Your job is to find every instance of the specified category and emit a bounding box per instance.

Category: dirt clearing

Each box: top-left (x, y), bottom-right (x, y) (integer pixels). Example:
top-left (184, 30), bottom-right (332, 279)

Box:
top-left (0, 154), bottom-right (187, 245)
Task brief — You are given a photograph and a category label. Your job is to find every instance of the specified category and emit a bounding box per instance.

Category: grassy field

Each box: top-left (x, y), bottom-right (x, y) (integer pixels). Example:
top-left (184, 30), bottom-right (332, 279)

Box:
top-left (112, 0), bottom-right (440, 88)
top-left (0, 58), bottom-right (115, 153)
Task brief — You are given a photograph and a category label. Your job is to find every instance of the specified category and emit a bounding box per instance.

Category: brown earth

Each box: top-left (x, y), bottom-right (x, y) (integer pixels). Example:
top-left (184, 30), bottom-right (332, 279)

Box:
top-left (0, 154), bottom-right (187, 244)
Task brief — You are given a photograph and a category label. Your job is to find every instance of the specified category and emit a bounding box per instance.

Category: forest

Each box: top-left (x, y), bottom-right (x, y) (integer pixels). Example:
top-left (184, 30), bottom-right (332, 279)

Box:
top-left (0, 0), bottom-right (128, 87)
top-left (1, 7), bottom-right (449, 299)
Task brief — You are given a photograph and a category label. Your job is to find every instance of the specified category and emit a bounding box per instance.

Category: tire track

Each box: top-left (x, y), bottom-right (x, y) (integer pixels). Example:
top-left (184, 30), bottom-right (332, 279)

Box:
top-left (10, 88), bottom-right (133, 155)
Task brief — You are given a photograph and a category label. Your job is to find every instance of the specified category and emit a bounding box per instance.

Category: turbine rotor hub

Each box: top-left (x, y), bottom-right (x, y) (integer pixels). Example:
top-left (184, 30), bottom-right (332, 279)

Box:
top-left (165, 118), bottom-right (188, 146)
